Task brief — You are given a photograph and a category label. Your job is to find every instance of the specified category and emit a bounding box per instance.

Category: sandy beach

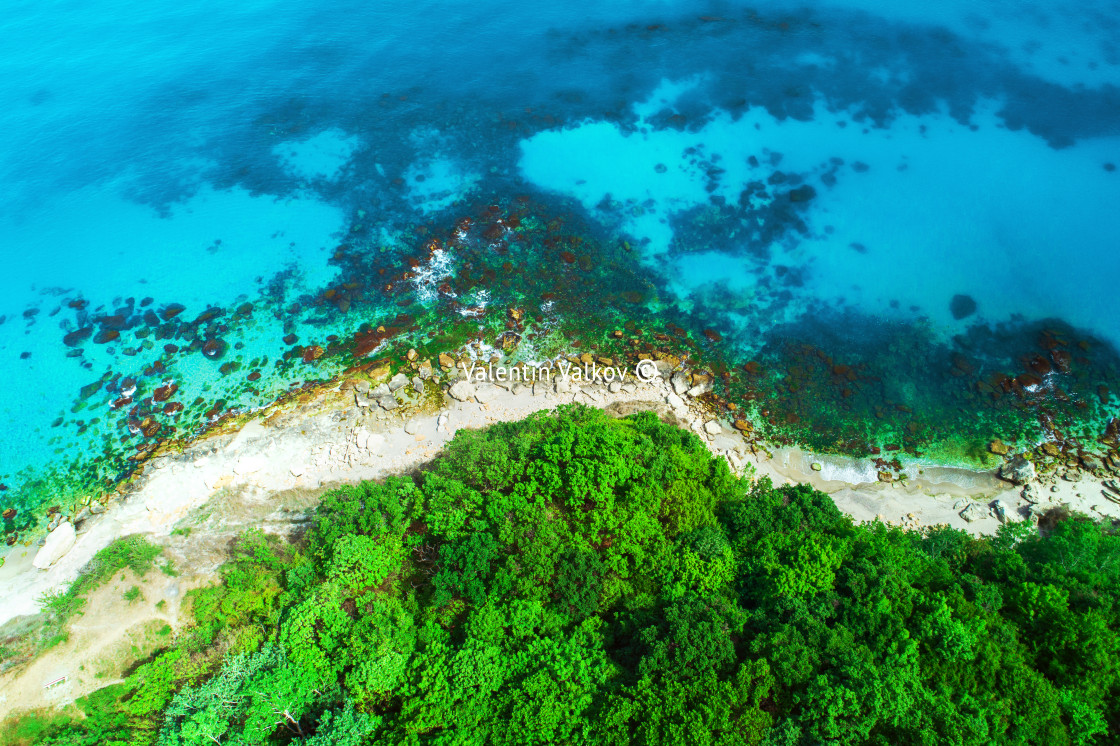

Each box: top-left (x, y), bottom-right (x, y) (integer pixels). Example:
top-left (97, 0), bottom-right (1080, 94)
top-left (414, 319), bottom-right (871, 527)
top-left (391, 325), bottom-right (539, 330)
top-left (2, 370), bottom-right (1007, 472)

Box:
top-left (2, 359), bottom-right (1117, 631)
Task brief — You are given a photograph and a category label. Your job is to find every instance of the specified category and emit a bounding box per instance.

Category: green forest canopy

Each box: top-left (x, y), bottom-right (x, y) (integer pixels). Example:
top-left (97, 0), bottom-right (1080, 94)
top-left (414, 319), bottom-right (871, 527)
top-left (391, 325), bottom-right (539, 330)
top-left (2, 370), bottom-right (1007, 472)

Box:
top-left (4, 404), bottom-right (1120, 745)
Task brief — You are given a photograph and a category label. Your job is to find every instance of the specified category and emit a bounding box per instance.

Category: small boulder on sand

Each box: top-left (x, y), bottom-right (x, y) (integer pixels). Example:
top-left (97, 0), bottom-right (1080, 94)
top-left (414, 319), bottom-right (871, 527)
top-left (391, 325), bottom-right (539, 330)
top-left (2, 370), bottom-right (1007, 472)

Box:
top-left (991, 498), bottom-right (1019, 523)
top-left (959, 503), bottom-right (986, 523)
top-left (33, 522), bottom-right (76, 570)
top-left (670, 371), bottom-right (689, 395)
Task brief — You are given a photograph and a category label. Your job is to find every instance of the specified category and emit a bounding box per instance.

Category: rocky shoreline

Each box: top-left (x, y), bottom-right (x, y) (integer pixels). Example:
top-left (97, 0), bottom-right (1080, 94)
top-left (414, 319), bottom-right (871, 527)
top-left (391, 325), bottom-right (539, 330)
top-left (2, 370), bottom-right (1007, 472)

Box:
top-left (2, 353), bottom-right (1118, 628)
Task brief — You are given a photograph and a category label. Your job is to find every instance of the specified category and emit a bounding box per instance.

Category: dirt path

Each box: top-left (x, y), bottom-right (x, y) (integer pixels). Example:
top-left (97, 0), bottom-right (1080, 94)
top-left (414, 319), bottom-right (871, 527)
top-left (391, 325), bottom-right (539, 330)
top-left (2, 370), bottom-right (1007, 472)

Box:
top-left (0, 570), bottom-right (183, 716)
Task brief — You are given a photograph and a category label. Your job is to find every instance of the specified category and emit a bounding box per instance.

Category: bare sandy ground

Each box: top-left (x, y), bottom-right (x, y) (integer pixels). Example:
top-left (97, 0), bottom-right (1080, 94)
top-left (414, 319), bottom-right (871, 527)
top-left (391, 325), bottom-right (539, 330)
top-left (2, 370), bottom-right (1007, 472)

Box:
top-left (0, 570), bottom-right (182, 716)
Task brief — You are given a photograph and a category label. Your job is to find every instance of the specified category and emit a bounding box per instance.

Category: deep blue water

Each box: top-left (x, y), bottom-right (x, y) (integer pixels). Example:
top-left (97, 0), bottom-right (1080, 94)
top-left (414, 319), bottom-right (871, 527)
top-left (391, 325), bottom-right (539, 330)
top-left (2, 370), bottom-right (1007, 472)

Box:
top-left (1, 0), bottom-right (1119, 523)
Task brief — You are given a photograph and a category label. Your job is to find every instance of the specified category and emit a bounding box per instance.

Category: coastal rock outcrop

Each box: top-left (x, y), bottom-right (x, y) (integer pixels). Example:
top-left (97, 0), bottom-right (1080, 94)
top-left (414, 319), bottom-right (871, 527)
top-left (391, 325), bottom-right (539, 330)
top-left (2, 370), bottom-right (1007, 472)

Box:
top-left (448, 381), bottom-right (475, 402)
top-left (33, 521), bottom-right (76, 570)
top-left (998, 455), bottom-right (1036, 485)
top-left (687, 379), bottom-right (713, 398)
top-left (670, 371), bottom-right (689, 395)
top-left (388, 373), bottom-right (409, 392)
top-left (991, 498), bottom-right (1020, 523)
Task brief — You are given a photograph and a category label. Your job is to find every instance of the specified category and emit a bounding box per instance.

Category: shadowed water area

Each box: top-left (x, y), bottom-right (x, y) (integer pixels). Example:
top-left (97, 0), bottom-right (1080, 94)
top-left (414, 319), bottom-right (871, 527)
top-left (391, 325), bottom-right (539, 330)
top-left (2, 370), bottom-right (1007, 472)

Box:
top-left (1, 0), bottom-right (1119, 542)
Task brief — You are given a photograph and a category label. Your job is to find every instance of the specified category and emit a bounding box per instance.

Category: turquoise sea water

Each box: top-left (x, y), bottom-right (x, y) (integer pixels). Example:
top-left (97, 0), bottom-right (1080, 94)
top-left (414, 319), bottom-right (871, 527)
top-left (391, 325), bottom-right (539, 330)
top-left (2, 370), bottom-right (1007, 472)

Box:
top-left (1, 0), bottom-right (1119, 530)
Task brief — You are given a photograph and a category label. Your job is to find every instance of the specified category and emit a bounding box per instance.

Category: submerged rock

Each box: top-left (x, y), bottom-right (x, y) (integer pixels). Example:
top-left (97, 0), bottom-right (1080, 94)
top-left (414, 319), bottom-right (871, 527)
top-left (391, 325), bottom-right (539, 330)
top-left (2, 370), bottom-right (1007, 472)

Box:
top-left (78, 379), bottom-right (104, 401)
top-left (96, 313), bottom-right (129, 331)
top-left (153, 383), bottom-right (178, 402)
top-left (63, 327), bottom-right (93, 347)
top-left (160, 303), bottom-right (186, 321)
top-left (788, 185), bottom-right (816, 203)
top-left (950, 294), bottom-right (977, 320)
top-left (201, 338), bottom-right (228, 360)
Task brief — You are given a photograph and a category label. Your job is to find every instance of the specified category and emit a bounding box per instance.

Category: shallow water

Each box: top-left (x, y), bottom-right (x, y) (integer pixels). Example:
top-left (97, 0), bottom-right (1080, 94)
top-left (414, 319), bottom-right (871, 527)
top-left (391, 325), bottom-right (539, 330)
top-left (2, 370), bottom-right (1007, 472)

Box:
top-left (1, 0), bottom-right (1119, 534)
